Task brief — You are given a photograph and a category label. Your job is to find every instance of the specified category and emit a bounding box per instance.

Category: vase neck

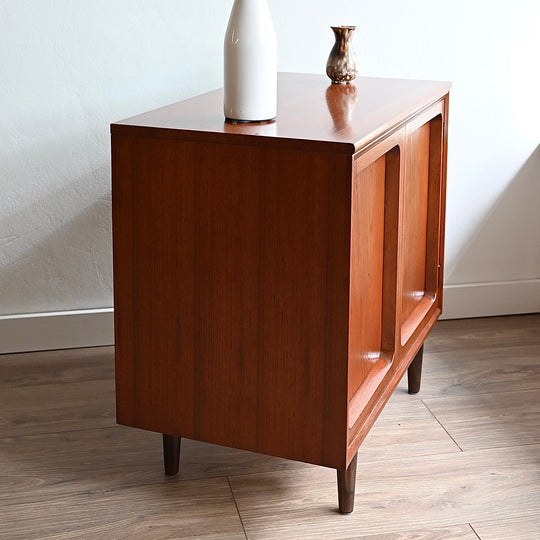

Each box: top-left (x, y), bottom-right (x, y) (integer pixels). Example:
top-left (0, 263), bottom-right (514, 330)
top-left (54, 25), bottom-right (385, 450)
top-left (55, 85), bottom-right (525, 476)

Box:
top-left (332, 26), bottom-right (355, 43)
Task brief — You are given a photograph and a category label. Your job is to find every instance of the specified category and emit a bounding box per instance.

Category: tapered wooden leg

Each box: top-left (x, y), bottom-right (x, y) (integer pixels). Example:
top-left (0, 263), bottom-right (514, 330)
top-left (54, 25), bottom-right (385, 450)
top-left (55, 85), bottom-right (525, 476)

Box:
top-left (407, 344), bottom-right (424, 394)
top-left (163, 434), bottom-right (181, 476)
top-left (337, 453), bottom-right (357, 514)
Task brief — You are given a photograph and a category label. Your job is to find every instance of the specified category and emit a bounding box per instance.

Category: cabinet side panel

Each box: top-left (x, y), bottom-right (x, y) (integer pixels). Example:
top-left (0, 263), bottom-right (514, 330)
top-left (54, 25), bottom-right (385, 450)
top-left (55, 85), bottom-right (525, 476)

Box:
top-left (114, 136), bottom-right (199, 435)
top-left (254, 148), bottom-right (351, 468)
top-left (112, 134), bottom-right (137, 427)
top-left (113, 136), bottom-right (351, 469)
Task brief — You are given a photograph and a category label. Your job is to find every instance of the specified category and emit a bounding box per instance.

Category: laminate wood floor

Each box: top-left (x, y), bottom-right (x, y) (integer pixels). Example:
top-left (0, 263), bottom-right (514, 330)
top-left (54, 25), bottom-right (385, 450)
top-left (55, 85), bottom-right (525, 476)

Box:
top-left (0, 314), bottom-right (538, 539)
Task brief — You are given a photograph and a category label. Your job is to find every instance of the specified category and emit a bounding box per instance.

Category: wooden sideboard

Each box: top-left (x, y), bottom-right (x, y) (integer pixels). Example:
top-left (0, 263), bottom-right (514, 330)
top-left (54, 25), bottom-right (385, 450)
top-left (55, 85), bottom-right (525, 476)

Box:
top-left (111, 73), bottom-right (450, 514)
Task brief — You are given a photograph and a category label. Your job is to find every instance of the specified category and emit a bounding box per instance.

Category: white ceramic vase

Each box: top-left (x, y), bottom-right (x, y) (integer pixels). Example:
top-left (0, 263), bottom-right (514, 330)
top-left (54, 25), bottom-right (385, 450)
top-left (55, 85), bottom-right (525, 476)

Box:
top-left (224, 0), bottom-right (277, 122)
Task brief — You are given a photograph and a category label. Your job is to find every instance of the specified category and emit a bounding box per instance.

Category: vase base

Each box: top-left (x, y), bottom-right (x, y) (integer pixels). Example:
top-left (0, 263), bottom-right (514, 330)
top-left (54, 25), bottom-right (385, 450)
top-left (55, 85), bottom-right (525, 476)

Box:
top-left (225, 117), bottom-right (276, 125)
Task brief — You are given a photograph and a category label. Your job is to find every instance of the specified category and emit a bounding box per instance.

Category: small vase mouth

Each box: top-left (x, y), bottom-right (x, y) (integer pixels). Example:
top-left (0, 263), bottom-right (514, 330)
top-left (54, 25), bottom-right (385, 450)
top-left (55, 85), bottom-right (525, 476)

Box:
top-left (331, 25), bottom-right (356, 30)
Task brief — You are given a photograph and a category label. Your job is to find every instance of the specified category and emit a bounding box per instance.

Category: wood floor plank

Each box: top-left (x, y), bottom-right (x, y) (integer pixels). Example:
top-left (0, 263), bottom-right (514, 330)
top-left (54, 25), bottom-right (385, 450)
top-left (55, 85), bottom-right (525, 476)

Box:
top-left (423, 389), bottom-right (540, 450)
top-left (0, 394), bottom-right (458, 507)
top-left (0, 314), bottom-right (538, 538)
top-left (0, 346), bottom-right (114, 388)
top-left (425, 314), bottom-right (540, 354)
top-left (0, 379), bottom-right (116, 437)
top-left (0, 477), bottom-right (245, 540)
top-left (0, 395), bottom-right (457, 512)
top-left (228, 445), bottom-right (540, 539)
top-left (0, 427), bottom-right (163, 504)
top-left (0, 427), bottom-right (314, 505)
top-left (471, 514), bottom-right (540, 540)
top-left (336, 523), bottom-right (479, 539)
top-left (357, 390), bottom-right (460, 461)
top-left (419, 345), bottom-right (540, 397)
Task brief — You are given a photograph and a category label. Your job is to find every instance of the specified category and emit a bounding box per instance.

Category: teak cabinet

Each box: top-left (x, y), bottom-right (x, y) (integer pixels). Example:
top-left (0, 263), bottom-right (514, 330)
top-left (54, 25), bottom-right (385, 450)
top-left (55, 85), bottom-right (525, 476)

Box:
top-left (111, 73), bottom-right (450, 514)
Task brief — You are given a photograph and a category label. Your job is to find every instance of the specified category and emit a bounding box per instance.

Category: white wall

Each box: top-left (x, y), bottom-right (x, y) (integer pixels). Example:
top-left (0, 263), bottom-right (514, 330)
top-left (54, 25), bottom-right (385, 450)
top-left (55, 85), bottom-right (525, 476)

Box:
top-left (1, 0), bottom-right (539, 352)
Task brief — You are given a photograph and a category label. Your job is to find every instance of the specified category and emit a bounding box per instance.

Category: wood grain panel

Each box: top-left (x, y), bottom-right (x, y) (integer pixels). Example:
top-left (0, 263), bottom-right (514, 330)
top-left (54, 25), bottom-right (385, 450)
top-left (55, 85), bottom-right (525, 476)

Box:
top-left (113, 133), bottom-right (352, 469)
top-left (111, 133), bottom-right (137, 429)
top-left (348, 155), bottom-right (386, 400)
top-left (399, 113), bottom-right (445, 346)
top-left (348, 147), bottom-right (400, 430)
top-left (253, 147), bottom-right (351, 468)
top-left (400, 122), bottom-right (430, 331)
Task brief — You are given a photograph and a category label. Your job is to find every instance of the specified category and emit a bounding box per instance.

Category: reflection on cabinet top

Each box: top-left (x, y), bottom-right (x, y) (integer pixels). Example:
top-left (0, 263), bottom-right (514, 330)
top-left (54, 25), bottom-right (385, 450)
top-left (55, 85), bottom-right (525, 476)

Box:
top-left (111, 73), bottom-right (451, 154)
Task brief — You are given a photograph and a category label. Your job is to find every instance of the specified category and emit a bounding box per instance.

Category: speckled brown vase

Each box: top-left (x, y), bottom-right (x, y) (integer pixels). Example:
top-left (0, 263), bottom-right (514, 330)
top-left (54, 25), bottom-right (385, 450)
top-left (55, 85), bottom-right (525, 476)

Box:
top-left (326, 26), bottom-right (358, 84)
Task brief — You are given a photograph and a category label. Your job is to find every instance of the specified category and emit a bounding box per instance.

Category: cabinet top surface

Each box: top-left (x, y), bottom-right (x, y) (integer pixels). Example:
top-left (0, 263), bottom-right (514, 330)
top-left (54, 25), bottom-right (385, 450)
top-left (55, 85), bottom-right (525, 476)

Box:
top-left (112, 73), bottom-right (450, 154)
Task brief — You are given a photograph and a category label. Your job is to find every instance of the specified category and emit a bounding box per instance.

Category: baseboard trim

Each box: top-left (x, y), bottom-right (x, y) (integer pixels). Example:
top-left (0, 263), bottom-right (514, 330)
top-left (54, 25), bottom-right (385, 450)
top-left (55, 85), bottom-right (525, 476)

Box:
top-left (0, 308), bottom-right (114, 354)
top-left (441, 279), bottom-right (540, 320)
top-left (1, 281), bottom-right (538, 354)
